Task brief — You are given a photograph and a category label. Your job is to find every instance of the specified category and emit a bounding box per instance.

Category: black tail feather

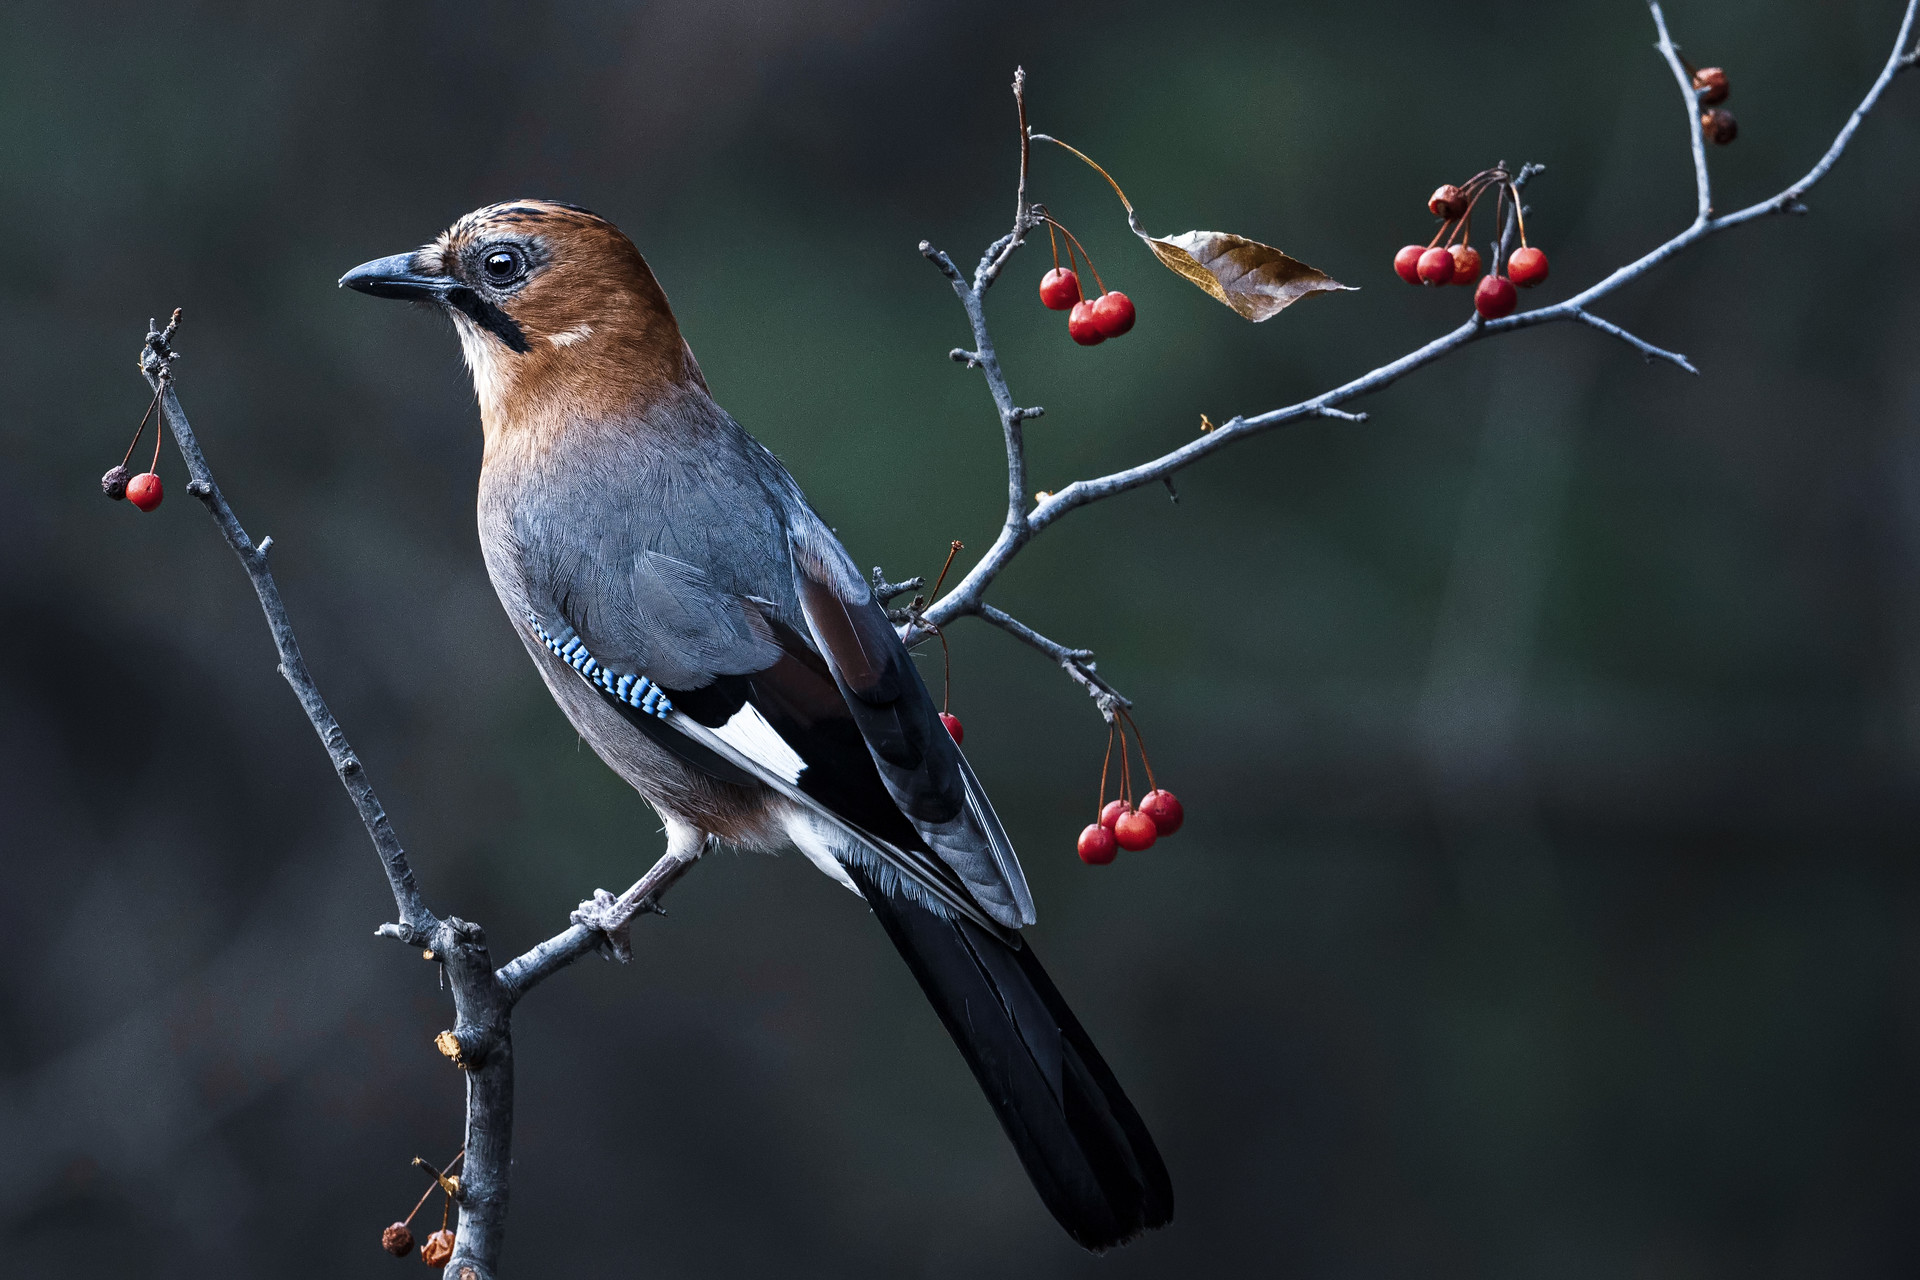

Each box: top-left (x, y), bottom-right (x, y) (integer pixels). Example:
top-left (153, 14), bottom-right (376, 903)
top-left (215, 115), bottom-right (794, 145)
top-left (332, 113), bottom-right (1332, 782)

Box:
top-left (849, 864), bottom-right (1174, 1250)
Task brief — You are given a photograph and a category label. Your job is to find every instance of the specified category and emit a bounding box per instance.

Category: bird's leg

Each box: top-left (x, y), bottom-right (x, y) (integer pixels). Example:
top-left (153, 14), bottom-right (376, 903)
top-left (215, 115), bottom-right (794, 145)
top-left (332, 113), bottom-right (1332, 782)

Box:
top-left (570, 819), bottom-right (711, 962)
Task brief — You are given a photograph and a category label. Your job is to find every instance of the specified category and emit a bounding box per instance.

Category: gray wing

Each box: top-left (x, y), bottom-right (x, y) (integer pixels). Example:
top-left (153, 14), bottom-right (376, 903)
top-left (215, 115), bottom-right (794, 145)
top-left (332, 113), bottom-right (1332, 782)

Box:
top-left (515, 417), bottom-right (1035, 929)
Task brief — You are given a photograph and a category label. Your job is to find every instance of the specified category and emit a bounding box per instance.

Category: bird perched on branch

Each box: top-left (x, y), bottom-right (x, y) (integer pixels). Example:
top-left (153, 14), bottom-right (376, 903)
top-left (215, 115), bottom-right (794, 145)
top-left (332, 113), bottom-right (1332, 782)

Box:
top-left (341, 200), bottom-right (1171, 1249)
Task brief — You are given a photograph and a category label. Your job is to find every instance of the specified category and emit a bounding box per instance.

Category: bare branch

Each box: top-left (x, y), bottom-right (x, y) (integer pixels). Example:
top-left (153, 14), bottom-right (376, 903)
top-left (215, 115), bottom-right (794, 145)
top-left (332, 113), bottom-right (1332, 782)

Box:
top-left (140, 315), bottom-right (435, 942)
top-left (1708, 0), bottom-right (1918, 230)
top-left (975, 603), bottom-right (1132, 718)
top-left (1648, 2), bottom-right (1712, 225)
top-left (499, 836), bottom-right (705, 993)
top-left (915, 1), bottom-right (1916, 696)
top-left (142, 321), bottom-right (695, 1280)
top-left (975, 67), bottom-right (1036, 291)
top-left (1568, 306), bottom-right (1698, 373)
top-left (871, 566), bottom-right (925, 604)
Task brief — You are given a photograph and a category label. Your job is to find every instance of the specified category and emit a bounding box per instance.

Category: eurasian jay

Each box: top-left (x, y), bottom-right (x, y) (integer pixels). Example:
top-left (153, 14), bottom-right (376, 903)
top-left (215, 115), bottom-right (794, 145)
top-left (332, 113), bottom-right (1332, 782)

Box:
top-left (341, 201), bottom-right (1172, 1249)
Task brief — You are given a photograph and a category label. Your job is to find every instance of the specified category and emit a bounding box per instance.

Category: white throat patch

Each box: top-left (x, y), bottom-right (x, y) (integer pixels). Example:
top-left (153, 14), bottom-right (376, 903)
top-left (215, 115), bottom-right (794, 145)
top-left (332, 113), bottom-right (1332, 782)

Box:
top-left (452, 313), bottom-right (510, 420)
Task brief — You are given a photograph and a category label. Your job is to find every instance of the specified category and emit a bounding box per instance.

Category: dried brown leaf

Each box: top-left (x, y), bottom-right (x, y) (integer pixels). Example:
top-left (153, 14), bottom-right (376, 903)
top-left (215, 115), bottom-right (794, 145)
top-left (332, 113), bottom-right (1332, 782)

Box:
top-left (1141, 229), bottom-right (1354, 321)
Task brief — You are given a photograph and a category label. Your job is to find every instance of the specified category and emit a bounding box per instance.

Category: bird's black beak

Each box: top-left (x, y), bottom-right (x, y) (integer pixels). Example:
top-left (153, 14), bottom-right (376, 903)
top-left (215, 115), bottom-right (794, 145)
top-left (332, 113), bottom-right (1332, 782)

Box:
top-left (339, 252), bottom-right (449, 302)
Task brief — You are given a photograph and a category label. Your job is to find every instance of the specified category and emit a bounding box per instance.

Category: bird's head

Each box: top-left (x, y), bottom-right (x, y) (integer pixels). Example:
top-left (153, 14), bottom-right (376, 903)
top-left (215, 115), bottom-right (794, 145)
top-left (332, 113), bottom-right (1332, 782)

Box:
top-left (340, 200), bottom-right (706, 456)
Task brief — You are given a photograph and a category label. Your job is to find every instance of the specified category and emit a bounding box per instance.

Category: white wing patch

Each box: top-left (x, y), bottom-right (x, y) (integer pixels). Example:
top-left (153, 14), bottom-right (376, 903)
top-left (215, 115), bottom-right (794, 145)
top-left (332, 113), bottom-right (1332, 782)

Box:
top-left (712, 702), bottom-right (807, 785)
top-left (548, 323), bottom-right (594, 347)
top-left (783, 811), bottom-right (862, 895)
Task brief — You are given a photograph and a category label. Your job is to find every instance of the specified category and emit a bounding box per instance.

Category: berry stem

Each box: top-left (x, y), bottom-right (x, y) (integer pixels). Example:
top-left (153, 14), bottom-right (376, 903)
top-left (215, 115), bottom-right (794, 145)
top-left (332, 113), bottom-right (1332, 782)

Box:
top-left (936, 625), bottom-right (952, 713)
top-left (930, 539), bottom-right (965, 599)
top-left (120, 386), bottom-right (161, 470)
top-left (1031, 133), bottom-right (1137, 216)
top-left (1509, 179), bottom-right (1530, 248)
top-left (1040, 215), bottom-right (1106, 294)
top-left (403, 1149), bottom-right (465, 1226)
top-left (1438, 170), bottom-right (1507, 249)
top-left (1493, 182), bottom-right (1509, 273)
top-left (148, 397), bottom-right (165, 474)
top-left (1119, 707), bottom-right (1158, 792)
top-left (1098, 720), bottom-right (1116, 812)
top-left (924, 540), bottom-right (964, 712)
top-left (1047, 219), bottom-right (1061, 273)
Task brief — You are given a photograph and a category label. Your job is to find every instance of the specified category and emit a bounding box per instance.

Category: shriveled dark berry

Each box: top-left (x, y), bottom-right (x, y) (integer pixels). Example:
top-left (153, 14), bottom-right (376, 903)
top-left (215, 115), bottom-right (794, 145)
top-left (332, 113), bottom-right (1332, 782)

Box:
top-left (101, 464), bottom-right (132, 500)
top-left (382, 1223), bottom-right (415, 1257)
top-left (1692, 66), bottom-right (1729, 105)
top-left (421, 1228), bottom-right (455, 1268)
top-left (1701, 109), bottom-right (1737, 145)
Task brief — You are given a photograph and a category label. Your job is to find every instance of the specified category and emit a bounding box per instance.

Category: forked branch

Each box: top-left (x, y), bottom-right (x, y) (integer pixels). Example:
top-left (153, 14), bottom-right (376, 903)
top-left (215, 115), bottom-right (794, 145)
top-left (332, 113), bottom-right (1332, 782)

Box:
top-left (911, 0), bottom-right (1919, 717)
top-left (138, 319), bottom-right (693, 1277)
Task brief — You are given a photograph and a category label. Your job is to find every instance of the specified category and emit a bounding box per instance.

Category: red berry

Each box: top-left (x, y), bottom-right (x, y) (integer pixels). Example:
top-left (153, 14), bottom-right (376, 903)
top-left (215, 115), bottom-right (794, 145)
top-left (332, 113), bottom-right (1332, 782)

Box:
top-left (1077, 823), bottom-right (1118, 865)
top-left (1113, 810), bottom-right (1158, 852)
top-left (1449, 244), bottom-right (1482, 286)
top-left (1067, 300), bottom-right (1105, 346)
top-left (1416, 246), bottom-right (1454, 286)
top-left (1038, 268), bottom-right (1081, 311)
top-left (1428, 184), bottom-right (1467, 219)
top-left (126, 472), bottom-right (164, 511)
top-left (939, 711), bottom-right (964, 745)
top-left (1090, 291), bottom-right (1135, 338)
top-left (1692, 66), bottom-right (1729, 105)
top-left (1508, 246), bottom-right (1549, 288)
top-left (1474, 274), bottom-right (1517, 319)
top-left (1138, 789), bottom-right (1184, 836)
top-left (382, 1223), bottom-right (415, 1257)
top-left (1099, 799), bottom-right (1132, 830)
top-left (1393, 244), bottom-right (1425, 285)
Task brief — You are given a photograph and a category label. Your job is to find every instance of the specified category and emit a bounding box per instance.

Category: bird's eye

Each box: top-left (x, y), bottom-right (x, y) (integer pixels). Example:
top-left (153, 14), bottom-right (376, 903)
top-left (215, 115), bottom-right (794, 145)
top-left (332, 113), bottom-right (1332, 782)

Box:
top-left (482, 248), bottom-right (523, 283)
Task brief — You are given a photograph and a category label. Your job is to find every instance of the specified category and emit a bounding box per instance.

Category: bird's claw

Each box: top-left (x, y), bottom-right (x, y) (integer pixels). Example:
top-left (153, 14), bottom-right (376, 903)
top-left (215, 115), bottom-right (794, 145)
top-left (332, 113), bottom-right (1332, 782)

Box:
top-left (570, 888), bottom-right (634, 963)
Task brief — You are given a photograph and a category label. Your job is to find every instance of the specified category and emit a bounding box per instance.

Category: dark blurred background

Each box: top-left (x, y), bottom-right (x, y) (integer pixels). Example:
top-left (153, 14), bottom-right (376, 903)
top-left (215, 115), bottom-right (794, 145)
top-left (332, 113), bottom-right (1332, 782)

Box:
top-left (4, 0), bottom-right (1919, 1275)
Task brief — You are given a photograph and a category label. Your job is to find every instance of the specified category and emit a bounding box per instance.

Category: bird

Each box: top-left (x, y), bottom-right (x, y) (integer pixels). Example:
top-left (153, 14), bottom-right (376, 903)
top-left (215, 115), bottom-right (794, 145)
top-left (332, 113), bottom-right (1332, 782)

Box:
top-left (340, 200), bottom-right (1173, 1249)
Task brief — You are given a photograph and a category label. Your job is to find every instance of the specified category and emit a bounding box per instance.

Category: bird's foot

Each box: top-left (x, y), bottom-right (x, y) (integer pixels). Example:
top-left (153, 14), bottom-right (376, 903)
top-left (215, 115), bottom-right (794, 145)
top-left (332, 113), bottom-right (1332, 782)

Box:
top-left (570, 886), bottom-right (665, 963)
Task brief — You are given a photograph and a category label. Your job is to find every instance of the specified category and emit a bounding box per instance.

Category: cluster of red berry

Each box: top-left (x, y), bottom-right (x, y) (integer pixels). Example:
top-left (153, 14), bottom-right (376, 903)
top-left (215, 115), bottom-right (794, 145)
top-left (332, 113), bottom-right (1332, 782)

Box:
top-left (1076, 714), bottom-right (1183, 864)
top-left (1036, 217), bottom-right (1135, 346)
top-left (100, 388), bottom-right (167, 511)
top-left (380, 1151), bottom-right (461, 1268)
top-left (1392, 167), bottom-right (1549, 320)
top-left (1690, 64), bottom-right (1737, 144)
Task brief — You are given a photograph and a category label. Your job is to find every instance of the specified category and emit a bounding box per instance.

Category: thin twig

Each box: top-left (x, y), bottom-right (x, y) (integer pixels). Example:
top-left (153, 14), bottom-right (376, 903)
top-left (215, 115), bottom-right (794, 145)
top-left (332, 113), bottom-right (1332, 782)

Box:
top-left (1649, 1), bottom-right (1713, 224)
top-left (1569, 306), bottom-right (1699, 373)
top-left (140, 320), bottom-right (694, 1280)
top-left (139, 313), bottom-right (434, 941)
top-left (975, 603), bottom-right (1132, 718)
top-left (912, 0), bottom-right (1915, 679)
